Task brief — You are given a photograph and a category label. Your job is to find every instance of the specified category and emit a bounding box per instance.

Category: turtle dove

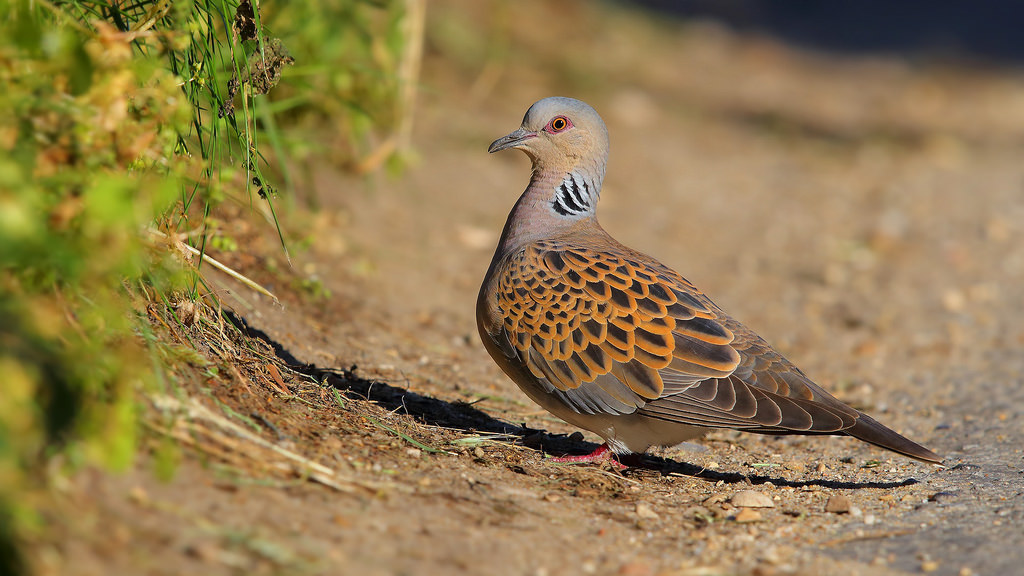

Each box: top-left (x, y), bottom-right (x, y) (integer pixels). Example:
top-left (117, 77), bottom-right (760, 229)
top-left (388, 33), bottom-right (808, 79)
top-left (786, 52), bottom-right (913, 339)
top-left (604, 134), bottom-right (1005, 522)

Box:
top-left (477, 97), bottom-right (941, 466)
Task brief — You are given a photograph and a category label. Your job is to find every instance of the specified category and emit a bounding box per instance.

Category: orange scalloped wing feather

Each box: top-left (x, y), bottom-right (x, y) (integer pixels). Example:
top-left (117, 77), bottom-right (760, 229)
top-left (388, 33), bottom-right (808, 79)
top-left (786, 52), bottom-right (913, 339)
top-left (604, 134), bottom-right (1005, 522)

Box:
top-left (493, 241), bottom-right (740, 415)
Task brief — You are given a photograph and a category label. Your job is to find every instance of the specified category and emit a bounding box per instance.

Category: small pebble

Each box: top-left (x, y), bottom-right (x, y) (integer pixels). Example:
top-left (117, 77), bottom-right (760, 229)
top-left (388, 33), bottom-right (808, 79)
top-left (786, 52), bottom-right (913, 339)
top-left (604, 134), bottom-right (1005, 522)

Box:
top-left (704, 493), bottom-right (728, 506)
top-left (864, 514), bottom-right (877, 525)
top-left (473, 447), bottom-right (486, 458)
top-left (129, 486), bottom-right (149, 505)
top-left (942, 289), bottom-right (966, 312)
top-left (735, 508), bottom-right (763, 523)
top-left (185, 542), bottom-right (221, 563)
top-left (731, 490), bottom-right (775, 508)
top-left (405, 447), bottom-right (422, 458)
top-left (617, 561), bottom-right (652, 576)
top-left (921, 560), bottom-right (940, 572)
top-left (686, 505), bottom-right (713, 522)
top-left (825, 494), bottom-right (853, 514)
top-left (635, 502), bottom-right (659, 519)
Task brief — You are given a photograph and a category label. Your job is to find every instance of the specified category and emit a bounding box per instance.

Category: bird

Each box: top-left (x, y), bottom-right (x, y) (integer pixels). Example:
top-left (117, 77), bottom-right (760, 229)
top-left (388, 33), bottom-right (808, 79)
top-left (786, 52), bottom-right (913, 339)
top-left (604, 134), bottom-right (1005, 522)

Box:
top-left (476, 96), bottom-right (941, 467)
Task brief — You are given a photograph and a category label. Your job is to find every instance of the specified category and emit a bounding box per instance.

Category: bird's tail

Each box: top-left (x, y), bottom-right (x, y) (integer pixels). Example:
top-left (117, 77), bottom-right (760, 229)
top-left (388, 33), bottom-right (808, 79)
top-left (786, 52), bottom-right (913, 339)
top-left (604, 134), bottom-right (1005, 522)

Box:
top-left (846, 412), bottom-right (942, 464)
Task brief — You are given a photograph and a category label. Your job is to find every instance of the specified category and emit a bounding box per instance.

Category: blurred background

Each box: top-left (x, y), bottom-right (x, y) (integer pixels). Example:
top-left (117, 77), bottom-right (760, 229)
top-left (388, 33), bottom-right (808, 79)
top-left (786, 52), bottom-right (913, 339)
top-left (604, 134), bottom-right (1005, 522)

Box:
top-left (3, 1), bottom-right (1023, 575)
top-left (639, 0), bottom-right (1024, 62)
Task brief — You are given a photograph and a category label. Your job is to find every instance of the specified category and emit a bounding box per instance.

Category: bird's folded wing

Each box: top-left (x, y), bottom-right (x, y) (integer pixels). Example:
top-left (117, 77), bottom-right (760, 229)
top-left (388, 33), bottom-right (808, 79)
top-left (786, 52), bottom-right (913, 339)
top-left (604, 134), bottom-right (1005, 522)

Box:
top-left (489, 242), bottom-right (859, 433)
top-left (640, 374), bottom-right (859, 432)
top-left (491, 242), bottom-right (738, 415)
top-left (648, 327), bottom-right (860, 432)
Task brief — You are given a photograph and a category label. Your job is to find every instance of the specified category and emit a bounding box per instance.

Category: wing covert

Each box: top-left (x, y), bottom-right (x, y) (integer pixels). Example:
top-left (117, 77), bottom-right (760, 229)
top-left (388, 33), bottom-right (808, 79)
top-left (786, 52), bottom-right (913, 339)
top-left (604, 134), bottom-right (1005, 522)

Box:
top-left (490, 241), bottom-right (740, 415)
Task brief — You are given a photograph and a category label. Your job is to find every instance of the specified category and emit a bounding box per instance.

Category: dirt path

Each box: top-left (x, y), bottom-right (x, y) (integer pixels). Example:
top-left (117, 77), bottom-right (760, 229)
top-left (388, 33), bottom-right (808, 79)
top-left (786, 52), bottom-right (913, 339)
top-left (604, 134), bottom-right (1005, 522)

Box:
top-left (44, 3), bottom-right (1024, 575)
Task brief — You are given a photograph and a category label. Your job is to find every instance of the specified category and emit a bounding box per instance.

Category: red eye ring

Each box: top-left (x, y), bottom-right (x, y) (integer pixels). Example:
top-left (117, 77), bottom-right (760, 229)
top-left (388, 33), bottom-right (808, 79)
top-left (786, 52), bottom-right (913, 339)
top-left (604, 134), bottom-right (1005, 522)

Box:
top-left (544, 116), bottom-right (573, 133)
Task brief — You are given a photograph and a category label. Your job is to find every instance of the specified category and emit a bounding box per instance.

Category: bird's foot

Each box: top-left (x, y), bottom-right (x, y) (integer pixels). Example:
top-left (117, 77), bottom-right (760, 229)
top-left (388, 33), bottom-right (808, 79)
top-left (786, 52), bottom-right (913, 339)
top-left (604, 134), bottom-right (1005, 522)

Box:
top-left (548, 443), bottom-right (627, 469)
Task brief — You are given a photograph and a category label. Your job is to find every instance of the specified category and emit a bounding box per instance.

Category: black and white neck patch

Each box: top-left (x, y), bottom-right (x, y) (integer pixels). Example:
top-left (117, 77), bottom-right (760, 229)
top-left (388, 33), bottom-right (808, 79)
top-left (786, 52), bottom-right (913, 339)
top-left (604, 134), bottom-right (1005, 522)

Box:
top-left (552, 172), bottom-right (595, 217)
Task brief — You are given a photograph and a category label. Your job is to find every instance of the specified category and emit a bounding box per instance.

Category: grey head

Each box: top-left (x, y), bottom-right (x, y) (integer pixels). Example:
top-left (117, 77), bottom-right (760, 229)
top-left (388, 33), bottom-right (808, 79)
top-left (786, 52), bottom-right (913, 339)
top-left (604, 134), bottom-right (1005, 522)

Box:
top-left (489, 97), bottom-right (610, 219)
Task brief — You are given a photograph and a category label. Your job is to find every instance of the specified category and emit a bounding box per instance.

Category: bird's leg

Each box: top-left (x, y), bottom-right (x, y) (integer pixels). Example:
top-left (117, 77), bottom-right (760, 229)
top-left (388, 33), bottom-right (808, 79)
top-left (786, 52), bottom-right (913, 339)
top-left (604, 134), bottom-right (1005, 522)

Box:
top-left (548, 443), bottom-right (627, 469)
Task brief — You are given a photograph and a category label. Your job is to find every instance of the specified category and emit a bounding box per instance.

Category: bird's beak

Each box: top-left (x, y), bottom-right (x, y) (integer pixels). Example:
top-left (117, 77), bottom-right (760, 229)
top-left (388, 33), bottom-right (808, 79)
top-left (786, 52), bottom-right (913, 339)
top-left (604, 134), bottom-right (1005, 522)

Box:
top-left (488, 128), bottom-right (536, 153)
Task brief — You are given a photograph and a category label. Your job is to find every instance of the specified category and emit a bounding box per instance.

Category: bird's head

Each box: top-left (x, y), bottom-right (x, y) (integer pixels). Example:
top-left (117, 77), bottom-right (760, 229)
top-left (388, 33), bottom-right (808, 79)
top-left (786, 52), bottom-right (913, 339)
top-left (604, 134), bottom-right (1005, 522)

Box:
top-left (488, 97), bottom-right (609, 178)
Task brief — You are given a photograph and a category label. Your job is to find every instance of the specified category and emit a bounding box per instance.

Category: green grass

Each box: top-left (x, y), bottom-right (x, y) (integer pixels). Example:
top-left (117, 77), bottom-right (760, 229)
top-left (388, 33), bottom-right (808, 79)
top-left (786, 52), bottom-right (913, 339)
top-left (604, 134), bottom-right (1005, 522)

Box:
top-left (1, 0), bottom-right (413, 572)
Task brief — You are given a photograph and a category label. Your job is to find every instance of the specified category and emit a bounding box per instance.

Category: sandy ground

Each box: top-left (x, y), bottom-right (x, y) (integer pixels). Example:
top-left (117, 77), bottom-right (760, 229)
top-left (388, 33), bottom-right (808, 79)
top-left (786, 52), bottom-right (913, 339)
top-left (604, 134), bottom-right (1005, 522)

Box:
top-left (34, 2), bottom-right (1024, 575)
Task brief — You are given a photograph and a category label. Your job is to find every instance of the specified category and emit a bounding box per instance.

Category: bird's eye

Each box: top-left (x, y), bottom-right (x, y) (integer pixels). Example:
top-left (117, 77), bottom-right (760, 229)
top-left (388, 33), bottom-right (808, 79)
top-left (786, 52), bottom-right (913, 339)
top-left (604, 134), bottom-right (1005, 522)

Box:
top-left (545, 116), bottom-right (572, 133)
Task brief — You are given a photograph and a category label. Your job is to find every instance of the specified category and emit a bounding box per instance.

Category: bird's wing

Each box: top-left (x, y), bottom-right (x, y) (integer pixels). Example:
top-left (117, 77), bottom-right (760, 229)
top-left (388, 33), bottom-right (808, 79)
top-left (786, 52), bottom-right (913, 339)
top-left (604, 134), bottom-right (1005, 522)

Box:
top-left (488, 241), bottom-right (859, 432)
top-left (641, 326), bottom-right (859, 433)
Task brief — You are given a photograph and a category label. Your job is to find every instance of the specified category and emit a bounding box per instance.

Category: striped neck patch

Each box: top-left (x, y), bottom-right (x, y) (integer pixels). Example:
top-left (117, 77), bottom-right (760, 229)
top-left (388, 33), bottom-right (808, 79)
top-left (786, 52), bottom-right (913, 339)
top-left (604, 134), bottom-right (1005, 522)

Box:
top-left (552, 172), bottom-right (596, 217)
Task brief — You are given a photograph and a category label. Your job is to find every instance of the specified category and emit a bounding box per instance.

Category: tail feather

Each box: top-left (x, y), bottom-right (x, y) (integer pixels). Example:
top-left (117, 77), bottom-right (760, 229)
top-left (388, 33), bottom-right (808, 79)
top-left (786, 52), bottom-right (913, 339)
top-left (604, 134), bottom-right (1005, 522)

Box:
top-left (846, 412), bottom-right (942, 464)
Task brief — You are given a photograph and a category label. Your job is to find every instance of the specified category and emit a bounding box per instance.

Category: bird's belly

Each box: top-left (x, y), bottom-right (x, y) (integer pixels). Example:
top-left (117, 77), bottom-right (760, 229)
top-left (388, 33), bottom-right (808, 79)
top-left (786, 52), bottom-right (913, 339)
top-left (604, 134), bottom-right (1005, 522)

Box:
top-left (604, 415), bottom-right (706, 454)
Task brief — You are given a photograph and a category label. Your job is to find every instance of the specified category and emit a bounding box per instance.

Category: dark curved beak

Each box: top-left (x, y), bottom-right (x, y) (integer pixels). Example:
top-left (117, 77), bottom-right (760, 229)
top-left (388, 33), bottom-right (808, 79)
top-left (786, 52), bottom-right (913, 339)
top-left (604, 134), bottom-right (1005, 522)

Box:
top-left (488, 128), bottom-right (536, 153)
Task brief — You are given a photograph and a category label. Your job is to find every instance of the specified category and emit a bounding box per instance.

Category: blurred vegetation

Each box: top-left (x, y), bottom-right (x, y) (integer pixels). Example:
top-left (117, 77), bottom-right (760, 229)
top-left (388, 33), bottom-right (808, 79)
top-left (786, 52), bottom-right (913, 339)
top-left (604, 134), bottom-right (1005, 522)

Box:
top-left (0, 0), bottom-right (416, 572)
top-left (264, 0), bottom-right (422, 174)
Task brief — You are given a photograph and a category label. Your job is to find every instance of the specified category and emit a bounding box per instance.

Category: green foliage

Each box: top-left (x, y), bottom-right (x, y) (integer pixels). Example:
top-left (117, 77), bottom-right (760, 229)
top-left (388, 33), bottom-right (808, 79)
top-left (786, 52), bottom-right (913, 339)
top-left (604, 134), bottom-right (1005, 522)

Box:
top-left (1, 0), bottom-right (411, 571)
top-left (262, 0), bottom-right (413, 166)
top-left (0, 4), bottom-right (190, 571)
top-left (0, 2), bottom-right (187, 452)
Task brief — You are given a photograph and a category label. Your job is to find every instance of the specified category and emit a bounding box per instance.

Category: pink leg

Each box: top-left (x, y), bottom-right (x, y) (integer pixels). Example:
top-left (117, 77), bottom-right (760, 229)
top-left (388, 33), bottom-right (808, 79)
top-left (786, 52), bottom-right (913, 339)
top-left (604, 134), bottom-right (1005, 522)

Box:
top-left (548, 443), bottom-right (626, 469)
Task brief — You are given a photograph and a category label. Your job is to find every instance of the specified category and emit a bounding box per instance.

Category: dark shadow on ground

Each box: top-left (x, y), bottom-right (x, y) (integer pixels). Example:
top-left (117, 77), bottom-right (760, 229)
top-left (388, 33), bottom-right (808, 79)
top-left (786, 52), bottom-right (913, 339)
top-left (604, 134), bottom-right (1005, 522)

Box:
top-left (632, 453), bottom-right (919, 490)
top-left (230, 310), bottom-right (922, 490)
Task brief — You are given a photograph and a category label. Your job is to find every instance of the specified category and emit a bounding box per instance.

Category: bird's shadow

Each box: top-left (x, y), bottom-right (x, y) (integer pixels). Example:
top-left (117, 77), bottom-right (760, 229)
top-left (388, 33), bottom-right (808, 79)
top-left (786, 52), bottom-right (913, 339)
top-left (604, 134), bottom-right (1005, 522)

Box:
top-left (236, 313), bottom-right (918, 491)
top-left (632, 453), bottom-right (918, 489)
